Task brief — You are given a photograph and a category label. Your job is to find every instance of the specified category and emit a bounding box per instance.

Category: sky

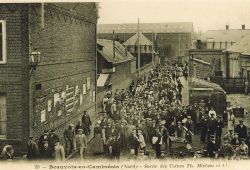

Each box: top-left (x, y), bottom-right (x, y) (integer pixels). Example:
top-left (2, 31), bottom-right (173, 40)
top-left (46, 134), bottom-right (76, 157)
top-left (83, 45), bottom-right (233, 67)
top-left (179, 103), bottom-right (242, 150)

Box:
top-left (98, 0), bottom-right (250, 32)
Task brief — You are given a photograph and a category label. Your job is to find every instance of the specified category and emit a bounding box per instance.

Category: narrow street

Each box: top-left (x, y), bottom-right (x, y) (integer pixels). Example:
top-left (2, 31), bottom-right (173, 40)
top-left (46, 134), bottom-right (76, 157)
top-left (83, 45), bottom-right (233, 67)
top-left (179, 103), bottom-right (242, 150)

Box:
top-left (180, 77), bottom-right (189, 106)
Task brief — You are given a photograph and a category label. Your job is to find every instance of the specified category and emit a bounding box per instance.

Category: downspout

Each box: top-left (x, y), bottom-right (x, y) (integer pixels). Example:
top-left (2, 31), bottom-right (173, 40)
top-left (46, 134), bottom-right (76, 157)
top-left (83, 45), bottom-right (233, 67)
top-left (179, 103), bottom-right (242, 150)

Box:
top-left (28, 4), bottom-right (33, 137)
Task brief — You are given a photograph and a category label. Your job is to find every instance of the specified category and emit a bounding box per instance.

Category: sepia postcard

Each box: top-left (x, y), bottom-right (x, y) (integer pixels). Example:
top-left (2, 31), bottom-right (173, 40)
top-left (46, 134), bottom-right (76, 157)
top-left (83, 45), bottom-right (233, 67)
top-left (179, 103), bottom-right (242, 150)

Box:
top-left (0, 0), bottom-right (250, 169)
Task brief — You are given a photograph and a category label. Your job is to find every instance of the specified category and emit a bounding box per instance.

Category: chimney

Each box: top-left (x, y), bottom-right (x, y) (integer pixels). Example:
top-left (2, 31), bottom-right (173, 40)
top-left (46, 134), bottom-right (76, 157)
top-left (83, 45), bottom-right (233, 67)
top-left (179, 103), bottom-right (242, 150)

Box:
top-left (242, 25), bottom-right (245, 30)
top-left (226, 25), bottom-right (229, 30)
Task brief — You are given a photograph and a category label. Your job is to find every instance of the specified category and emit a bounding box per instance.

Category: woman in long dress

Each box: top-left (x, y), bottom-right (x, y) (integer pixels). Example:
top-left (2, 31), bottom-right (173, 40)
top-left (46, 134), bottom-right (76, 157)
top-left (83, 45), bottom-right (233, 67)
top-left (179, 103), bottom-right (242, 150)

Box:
top-left (93, 122), bottom-right (104, 154)
top-left (227, 110), bottom-right (235, 132)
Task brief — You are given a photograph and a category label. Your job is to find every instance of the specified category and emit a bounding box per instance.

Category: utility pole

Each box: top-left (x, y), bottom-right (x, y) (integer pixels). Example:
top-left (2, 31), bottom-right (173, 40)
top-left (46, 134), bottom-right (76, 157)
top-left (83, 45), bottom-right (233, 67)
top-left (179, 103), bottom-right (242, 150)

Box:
top-left (137, 18), bottom-right (140, 77)
top-left (151, 32), bottom-right (154, 67)
top-left (113, 30), bottom-right (115, 58)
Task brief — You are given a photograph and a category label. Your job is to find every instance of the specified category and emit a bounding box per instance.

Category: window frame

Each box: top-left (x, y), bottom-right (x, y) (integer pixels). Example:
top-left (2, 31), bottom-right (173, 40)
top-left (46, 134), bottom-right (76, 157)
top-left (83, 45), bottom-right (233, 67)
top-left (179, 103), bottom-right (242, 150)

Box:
top-left (0, 93), bottom-right (7, 139)
top-left (0, 20), bottom-right (6, 64)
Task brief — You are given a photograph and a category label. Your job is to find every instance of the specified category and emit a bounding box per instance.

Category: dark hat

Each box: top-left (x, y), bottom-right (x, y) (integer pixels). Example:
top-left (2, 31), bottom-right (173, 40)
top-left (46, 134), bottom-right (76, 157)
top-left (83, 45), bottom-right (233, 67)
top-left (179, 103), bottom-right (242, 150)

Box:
top-left (240, 138), bottom-right (246, 142)
top-left (223, 137), bottom-right (228, 140)
top-left (50, 129), bottom-right (55, 133)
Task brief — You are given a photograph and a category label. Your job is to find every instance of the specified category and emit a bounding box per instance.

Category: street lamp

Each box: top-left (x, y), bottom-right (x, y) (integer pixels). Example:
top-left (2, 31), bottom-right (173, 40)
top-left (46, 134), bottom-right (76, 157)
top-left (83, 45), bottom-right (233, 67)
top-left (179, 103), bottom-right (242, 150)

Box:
top-left (29, 48), bottom-right (41, 73)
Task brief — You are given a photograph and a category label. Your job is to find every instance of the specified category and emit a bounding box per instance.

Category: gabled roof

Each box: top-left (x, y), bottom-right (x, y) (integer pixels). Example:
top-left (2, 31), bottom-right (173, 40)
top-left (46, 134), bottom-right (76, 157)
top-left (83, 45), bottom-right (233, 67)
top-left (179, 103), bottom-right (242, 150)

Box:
top-left (98, 22), bottom-right (194, 34)
top-left (225, 35), bottom-right (250, 55)
top-left (200, 29), bottom-right (250, 42)
top-left (97, 39), bottom-right (134, 64)
top-left (123, 33), bottom-right (152, 46)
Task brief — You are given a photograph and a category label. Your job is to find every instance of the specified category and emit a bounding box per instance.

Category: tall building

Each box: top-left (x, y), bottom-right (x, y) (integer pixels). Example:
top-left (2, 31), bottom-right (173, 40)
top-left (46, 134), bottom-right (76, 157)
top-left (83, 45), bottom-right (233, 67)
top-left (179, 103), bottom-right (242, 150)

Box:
top-left (0, 3), bottom-right (98, 146)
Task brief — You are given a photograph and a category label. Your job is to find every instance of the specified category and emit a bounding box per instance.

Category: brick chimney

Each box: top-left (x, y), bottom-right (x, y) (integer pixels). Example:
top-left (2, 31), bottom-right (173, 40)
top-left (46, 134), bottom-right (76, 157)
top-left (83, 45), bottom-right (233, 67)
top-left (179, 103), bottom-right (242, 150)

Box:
top-left (226, 25), bottom-right (229, 30)
top-left (242, 25), bottom-right (245, 30)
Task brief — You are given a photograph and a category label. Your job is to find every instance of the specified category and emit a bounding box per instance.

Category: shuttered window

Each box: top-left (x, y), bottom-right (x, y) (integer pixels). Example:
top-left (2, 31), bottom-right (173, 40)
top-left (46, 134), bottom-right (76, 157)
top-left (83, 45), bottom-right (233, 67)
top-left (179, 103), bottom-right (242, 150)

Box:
top-left (0, 20), bottom-right (6, 64)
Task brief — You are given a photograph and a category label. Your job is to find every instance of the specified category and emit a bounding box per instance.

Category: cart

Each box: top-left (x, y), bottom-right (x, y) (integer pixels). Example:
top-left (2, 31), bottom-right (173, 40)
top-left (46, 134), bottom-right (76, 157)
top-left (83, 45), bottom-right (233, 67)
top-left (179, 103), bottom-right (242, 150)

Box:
top-left (232, 107), bottom-right (244, 118)
top-left (168, 136), bottom-right (188, 158)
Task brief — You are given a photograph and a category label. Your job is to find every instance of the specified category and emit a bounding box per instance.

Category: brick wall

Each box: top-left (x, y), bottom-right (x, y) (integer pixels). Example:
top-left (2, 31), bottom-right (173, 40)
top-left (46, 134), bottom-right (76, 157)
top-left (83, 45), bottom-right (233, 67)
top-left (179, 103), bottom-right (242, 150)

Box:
top-left (0, 3), bottom-right (98, 152)
top-left (29, 3), bottom-right (98, 141)
top-left (189, 49), bottom-right (223, 76)
top-left (189, 58), bottom-right (212, 79)
top-left (0, 4), bottom-right (30, 141)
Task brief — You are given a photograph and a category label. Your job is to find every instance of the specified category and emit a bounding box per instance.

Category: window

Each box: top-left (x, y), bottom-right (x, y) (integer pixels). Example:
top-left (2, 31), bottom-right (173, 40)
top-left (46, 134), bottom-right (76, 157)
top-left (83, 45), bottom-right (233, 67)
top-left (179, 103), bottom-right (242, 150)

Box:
top-left (0, 93), bottom-right (7, 138)
top-left (0, 20), bottom-right (6, 64)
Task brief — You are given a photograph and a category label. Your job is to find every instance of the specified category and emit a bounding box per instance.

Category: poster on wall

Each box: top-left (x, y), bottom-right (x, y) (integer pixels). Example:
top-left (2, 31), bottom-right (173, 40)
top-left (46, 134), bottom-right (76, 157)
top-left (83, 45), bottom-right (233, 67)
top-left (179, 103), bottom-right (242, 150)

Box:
top-left (80, 94), bottom-right (83, 105)
top-left (41, 110), bottom-right (46, 123)
top-left (92, 90), bottom-right (95, 102)
top-left (75, 85), bottom-right (79, 94)
top-left (89, 91), bottom-right (92, 102)
top-left (48, 99), bottom-right (52, 112)
top-left (87, 77), bottom-right (91, 90)
top-left (61, 91), bottom-right (66, 99)
top-left (83, 84), bottom-right (86, 95)
top-left (54, 93), bottom-right (60, 107)
top-left (57, 110), bottom-right (62, 116)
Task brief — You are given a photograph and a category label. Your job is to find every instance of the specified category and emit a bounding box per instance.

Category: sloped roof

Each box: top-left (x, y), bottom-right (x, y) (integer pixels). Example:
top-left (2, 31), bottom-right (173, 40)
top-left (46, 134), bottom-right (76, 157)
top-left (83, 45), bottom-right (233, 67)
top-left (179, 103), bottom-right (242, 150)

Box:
top-left (225, 35), bottom-right (250, 55)
top-left (98, 22), bottom-right (194, 34)
top-left (97, 39), bottom-right (134, 64)
top-left (190, 78), bottom-right (226, 93)
top-left (200, 29), bottom-right (250, 42)
top-left (123, 33), bottom-right (152, 46)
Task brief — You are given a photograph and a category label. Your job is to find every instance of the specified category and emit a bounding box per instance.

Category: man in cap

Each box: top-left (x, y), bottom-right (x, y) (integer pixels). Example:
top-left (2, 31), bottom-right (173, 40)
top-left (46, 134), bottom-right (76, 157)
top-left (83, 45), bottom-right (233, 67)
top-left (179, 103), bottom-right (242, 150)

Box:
top-left (207, 113), bottom-right (217, 142)
top-left (64, 124), bottom-right (76, 155)
top-left (160, 121), bottom-right (169, 151)
top-left (235, 120), bottom-right (247, 140)
top-left (200, 115), bottom-right (208, 143)
top-left (176, 121), bottom-right (183, 138)
top-left (238, 138), bottom-right (248, 159)
top-left (219, 137), bottom-right (235, 159)
top-left (48, 129), bottom-right (59, 158)
top-left (38, 130), bottom-right (49, 158)
top-left (75, 119), bottom-right (84, 134)
top-left (215, 115), bottom-right (223, 147)
top-left (75, 129), bottom-right (87, 160)
top-left (224, 129), bottom-right (234, 143)
top-left (82, 111), bottom-right (92, 135)
top-left (185, 115), bottom-right (193, 132)
top-left (206, 135), bottom-right (218, 158)
top-left (26, 136), bottom-right (38, 160)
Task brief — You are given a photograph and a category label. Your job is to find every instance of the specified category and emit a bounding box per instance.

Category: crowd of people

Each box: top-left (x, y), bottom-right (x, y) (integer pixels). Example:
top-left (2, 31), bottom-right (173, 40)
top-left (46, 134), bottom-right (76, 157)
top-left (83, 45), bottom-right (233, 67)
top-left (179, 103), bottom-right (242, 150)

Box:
top-left (1, 63), bottom-right (250, 161)
top-left (0, 110), bottom-right (92, 161)
top-left (95, 63), bottom-right (250, 160)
